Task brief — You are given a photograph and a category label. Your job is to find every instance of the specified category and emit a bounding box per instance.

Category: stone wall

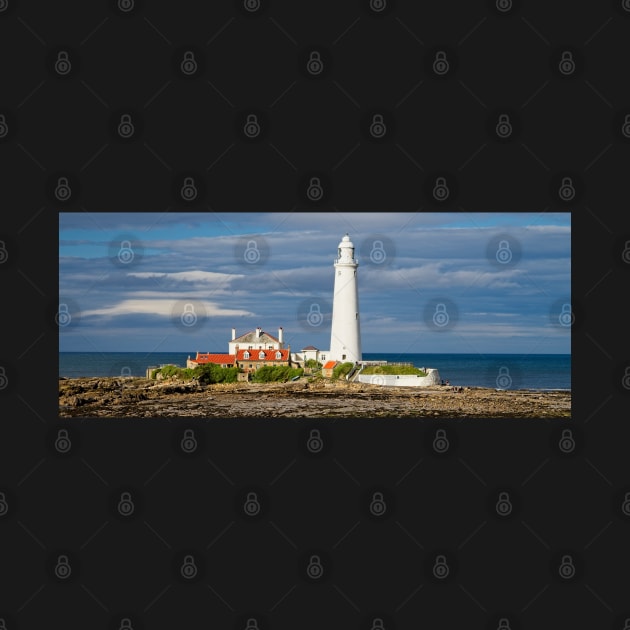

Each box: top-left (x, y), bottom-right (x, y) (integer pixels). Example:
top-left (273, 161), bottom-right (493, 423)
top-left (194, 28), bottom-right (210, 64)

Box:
top-left (357, 368), bottom-right (441, 387)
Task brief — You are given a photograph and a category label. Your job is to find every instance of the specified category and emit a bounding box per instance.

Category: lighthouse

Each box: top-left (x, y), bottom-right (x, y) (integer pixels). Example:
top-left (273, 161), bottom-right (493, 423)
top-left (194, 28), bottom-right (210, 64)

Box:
top-left (329, 234), bottom-right (362, 364)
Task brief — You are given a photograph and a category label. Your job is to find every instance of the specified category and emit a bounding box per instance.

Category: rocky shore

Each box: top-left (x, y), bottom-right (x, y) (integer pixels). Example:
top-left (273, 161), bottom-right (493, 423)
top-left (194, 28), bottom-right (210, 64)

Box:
top-left (59, 377), bottom-right (571, 418)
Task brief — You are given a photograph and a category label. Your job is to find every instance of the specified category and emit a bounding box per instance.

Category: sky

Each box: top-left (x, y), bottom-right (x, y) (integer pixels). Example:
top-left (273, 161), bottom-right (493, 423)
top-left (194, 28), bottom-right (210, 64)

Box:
top-left (59, 212), bottom-right (571, 355)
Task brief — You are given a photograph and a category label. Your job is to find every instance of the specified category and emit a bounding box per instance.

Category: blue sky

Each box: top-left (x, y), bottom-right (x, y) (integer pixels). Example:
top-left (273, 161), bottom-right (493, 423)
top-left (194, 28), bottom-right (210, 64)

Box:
top-left (59, 212), bottom-right (571, 355)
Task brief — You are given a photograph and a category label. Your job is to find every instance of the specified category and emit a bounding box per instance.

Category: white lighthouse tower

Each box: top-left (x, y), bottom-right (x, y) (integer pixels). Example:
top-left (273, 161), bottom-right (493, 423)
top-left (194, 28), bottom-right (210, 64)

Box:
top-left (329, 234), bottom-right (362, 364)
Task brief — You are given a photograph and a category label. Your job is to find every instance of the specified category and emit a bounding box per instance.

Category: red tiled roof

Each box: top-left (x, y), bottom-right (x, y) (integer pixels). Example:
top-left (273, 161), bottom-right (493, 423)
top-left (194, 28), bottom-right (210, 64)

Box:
top-left (323, 360), bottom-right (338, 369)
top-left (236, 349), bottom-right (289, 361)
top-left (301, 345), bottom-right (319, 350)
top-left (192, 353), bottom-right (236, 364)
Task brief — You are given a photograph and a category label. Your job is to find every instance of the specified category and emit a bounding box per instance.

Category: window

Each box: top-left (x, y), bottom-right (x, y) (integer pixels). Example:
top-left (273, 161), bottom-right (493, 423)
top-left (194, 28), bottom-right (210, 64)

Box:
top-left (248, 345), bottom-right (253, 350)
top-left (268, 345), bottom-right (273, 349)
top-left (260, 351), bottom-right (266, 359)
top-left (258, 345), bottom-right (262, 349)
top-left (338, 270), bottom-right (341, 276)
top-left (276, 351), bottom-right (282, 359)
top-left (244, 351), bottom-right (249, 359)
top-left (321, 355), bottom-right (326, 360)
top-left (249, 364), bottom-right (252, 368)
top-left (356, 312), bottom-right (358, 319)
top-left (342, 354), bottom-right (346, 360)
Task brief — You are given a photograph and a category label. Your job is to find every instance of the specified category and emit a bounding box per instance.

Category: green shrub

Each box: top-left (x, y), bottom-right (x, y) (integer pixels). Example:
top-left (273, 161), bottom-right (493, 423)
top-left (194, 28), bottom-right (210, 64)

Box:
top-left (193, 364), bottom-right (239, 384)
top-left (305, 359), bottom-right (322, 369)
top-left (251, 366), bottom-right (304, 383)
top-left (332, 362), bottom-right (354, 379)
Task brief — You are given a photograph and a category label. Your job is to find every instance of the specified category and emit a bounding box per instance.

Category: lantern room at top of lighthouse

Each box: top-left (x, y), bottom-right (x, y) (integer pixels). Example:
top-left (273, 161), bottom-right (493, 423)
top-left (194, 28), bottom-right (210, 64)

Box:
top-left (336, 233), bottom-right (357, 264)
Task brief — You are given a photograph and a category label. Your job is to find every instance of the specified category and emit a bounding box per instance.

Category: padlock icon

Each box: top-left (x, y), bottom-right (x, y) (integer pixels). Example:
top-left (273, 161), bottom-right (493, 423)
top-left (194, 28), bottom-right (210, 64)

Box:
top-left (306, 428), bottom-right (323, 453)
top-left (120, 366), bottom-right (132, 377)
top-left (369, 0), bottom-right (386, 11)
top-left (243, 0), bottom-right (261, 11)
top-left (180, 303), bottom-right (197, 327)
top-left (119, 618), bottom-right (133, 630)
top-left (558, 51), bottom-right (575, 75)
top-left (0, 240), bottom-right (7, 264)
top-left (433, 176), bottom-right (449, 201)
top-left (558, 176), bottom-right (575, 201)
top-left (243, 113), bottom-right (261, 138)
top-left (181, 51), bottom-right (198, 75)
top-left (306, 176), bottom-right (323, 201)
top-left (180, 176), bottom-right (197, 201)
top-left (495, 114), bottom-right (512, 138)
top-left (370, 240), bottom-right (386, 264)
top-left (307, 51), bottom-right (323, 75)
top-left (243, 491), bottom-right (261, 516)
top-left (497, 618), bottom-right (511, 630)
top-left (0, 367), bottom-right (7, 391)
top-left (495, 491), bottom-right (512, 516)
top-left (54, 51), bottom-right (72, 76)
top-left (371, 619), bottom-right (385, 630)
top-left (181, 554), bottom-right (198, 579)
top-left (369, 114), bottom-right (386, 138)
top-left (244, 239), bottom-right (261, 264)
top-left (432, 554), bottom-right (449, 579)
top-left (0, 491), bottom-right (8, 516)
top-left (432, 303), bottom-right (449, 327)
top-left (433, 428), bottom-right (449, 453)
top-left (558, 554), bottom-right (575, 579)
top-left (118, 491), bottom-right (135, 516)
top-left (181, 428), bottom-right (198, 453)
top-left (369, 491), bottom-right (387, 516)
top-left (117, 114), bottom-right (135, 138)
top-left (0, 114), bottom-right (8, 139)
top-left (54, 554), bottom-right (72, 579)
top-left (496, 366), bottom-right (512, 389)
top-left (558, 428), bottom-right (575, 453)
top-left (495, 239), bottom-right (512, 264)
top-left (622, 115), bottom-right (630, 139)
top-left (558, 303), bottom-right (573, 327)
top-left (622, 367), bottom-right (630, 390)
top-left (432, 50), bottom-right (449, 75)
top-left (495, 0), bottom-right (512, 12)
top-left (118, 0), bottom-right (134, 11)
top-left (55, 428), bottom-right (72, 453)
top-left (621, 240), bottom-right (630, 264)
top-left (245, 619), bottom-right (259, 630)
top-left (307, 303), bottom-right (323, 326)
top-left (621, 492), bottom-right (630, 516)
top-left (55, 176), bottom-right (72, 201)
top-left (117, 240), bottom-right (134, 264)
top-left (56, 303), bottom-right (72, 327)
top-left (306, 554), bottom-right (323, 579)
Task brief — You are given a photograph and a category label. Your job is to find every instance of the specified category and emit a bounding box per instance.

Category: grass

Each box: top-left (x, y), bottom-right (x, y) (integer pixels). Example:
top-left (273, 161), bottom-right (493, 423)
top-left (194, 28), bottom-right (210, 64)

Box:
top-left (361, 365), bottom-right (428, 376)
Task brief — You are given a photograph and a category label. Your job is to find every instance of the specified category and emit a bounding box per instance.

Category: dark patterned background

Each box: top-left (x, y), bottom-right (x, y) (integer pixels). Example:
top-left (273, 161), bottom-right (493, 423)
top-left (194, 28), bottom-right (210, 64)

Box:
top-left (1, 0), bottom-right (629, 628)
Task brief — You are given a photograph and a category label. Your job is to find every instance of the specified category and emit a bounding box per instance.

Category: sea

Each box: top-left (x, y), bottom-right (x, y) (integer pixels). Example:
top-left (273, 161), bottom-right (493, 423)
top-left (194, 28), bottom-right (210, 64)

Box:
top-left (59, 352), bottom-right (571, 391)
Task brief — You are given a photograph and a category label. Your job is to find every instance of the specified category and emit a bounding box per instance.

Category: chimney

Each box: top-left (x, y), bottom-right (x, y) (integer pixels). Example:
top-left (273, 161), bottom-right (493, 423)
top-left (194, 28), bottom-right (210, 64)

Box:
top-left (256, 326), bottom-right (261, 338)
top-left (278, 326), bottom-right (283, 345)
top-left (232, 327), bottom-right (236, 340)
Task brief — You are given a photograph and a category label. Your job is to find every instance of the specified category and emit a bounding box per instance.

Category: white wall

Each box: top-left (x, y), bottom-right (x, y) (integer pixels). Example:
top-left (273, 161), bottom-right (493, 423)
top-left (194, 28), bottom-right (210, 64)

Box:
top-left (357, 368), bottom-right (441, 387)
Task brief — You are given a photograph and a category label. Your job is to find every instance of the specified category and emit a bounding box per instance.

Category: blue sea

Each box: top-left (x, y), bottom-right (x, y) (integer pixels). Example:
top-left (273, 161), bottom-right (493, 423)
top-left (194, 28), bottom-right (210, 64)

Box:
top-left (59, 352), bottom-right (571, 391)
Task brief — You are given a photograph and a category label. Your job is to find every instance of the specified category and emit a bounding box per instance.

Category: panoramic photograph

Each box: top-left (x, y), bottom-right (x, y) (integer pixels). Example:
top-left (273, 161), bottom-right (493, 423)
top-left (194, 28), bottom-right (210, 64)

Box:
top-left (58, 211), bottom-right (571, 418)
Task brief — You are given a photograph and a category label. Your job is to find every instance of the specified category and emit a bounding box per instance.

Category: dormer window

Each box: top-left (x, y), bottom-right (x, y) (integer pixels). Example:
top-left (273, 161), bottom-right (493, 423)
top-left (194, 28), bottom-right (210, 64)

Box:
top-left (259, 351), bottom-right (266, 359)
top-left (243, 351), bottom-right (249, 359)
top-left (275, 351), bottom-right (282, 359)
